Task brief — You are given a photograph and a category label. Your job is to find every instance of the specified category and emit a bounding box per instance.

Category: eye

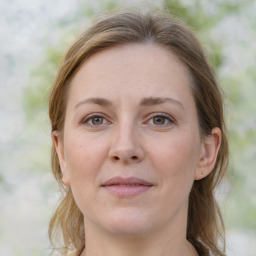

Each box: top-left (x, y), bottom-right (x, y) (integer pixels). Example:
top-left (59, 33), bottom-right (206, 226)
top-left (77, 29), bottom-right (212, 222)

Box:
top-left (90, 116), bottom-right (105, 125)
top-left (82, 114), bottom-right (109, 127)
top-left (146, 113), bottom-right (175, 127)
top-left (152, 116), bottom-right (167, 125)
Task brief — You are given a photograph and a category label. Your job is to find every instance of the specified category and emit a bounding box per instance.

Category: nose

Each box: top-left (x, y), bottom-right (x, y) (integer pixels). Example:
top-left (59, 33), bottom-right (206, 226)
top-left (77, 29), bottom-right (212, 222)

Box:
top-left (108, 124), bottom-right (145, 164)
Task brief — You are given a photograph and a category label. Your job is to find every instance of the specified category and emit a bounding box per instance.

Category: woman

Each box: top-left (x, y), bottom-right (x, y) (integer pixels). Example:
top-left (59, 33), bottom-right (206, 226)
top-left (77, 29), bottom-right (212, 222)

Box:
top-left (48, 9), bottom-right (228, 256)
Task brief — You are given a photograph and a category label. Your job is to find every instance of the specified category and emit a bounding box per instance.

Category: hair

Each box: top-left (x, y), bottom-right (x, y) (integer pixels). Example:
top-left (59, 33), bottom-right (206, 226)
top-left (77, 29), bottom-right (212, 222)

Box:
top-left (48, 8), bottom-right (228, 256)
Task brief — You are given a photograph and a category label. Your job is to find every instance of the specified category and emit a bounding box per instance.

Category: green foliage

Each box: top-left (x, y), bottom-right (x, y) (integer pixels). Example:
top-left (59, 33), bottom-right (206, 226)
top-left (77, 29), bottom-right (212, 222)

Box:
top-left (165, 0), bottom-right (226, 74)
top-left (23, 47), bottom-right (65, 122)
top-left (165, 0), bottom-right (217, 30)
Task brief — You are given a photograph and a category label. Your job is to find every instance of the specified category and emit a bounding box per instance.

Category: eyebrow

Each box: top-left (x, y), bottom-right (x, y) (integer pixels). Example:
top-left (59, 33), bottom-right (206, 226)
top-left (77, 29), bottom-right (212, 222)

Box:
top-left (75, 97), bottom-right (184, 109)
top-left (140, 97), bottom-right (184, 109)
top-left (75, 97), bottom-right (112, 108)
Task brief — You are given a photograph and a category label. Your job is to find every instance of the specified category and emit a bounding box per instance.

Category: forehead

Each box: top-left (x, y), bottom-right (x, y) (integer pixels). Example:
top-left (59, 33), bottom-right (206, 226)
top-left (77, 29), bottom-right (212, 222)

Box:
top-left (68, 43), bottom-right (194, 106)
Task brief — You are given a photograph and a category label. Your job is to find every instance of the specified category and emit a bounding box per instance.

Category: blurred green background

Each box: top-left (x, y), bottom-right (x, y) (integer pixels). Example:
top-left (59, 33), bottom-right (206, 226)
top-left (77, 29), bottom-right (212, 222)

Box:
top-left (0, 0), bottom-right (255, 255)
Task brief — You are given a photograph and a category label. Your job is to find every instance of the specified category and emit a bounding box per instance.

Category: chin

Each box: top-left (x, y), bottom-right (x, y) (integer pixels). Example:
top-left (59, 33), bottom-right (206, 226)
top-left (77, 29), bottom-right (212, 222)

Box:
top-left (102, 209), bottom-right (154, 236)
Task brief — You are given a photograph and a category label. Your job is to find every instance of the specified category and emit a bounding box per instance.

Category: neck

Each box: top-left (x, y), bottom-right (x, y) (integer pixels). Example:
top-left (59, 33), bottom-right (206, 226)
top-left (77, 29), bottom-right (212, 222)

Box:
top-left (81, 233), bottom-right (197, 256)
top-left (81, 208), bottom-right (198, 256)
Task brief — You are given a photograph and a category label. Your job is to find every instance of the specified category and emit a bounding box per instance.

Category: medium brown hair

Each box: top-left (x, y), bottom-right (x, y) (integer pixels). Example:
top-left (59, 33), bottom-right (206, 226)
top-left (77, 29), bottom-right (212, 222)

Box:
top-left (49, 9), bottom-right (228, 256)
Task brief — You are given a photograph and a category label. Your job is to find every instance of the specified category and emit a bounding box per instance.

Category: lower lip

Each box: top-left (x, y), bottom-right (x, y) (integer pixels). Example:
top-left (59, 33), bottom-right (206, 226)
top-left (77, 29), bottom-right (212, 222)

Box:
top-left (102, 185), bottom-right (152, 197)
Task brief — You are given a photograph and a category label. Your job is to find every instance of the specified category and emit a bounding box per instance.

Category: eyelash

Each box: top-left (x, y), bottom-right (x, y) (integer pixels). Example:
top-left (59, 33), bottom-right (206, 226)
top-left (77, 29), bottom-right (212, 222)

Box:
top-left (81, 113), bottom-right (175, 128)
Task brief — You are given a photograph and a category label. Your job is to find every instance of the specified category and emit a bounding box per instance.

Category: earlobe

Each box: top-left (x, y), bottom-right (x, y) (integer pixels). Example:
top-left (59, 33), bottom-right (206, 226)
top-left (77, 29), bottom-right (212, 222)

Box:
top-left (195, 127), bottom-right (222, 180)
top-left (52, 131), bottom-right (71, 186)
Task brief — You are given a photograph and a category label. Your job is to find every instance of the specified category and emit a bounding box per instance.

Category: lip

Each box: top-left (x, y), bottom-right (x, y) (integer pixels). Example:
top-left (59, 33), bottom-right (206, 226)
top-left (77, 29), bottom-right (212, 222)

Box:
top-left (102, 176), bottom-right (153, 186)
top-left (101, 176), bottom-right (153, 197)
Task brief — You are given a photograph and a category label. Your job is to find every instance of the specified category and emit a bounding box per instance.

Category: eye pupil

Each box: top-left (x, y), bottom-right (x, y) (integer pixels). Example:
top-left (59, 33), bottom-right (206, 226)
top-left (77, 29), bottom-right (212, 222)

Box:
top-left (92, 117), bottom-right (103, 125)
top-left (153, 116), bottom-right (165, 125)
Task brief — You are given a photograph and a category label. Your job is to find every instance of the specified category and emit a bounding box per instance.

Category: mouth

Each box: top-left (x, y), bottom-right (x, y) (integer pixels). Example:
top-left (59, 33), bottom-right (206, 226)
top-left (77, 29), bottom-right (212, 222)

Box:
top-left (101, 176), bottom-right (154, 197)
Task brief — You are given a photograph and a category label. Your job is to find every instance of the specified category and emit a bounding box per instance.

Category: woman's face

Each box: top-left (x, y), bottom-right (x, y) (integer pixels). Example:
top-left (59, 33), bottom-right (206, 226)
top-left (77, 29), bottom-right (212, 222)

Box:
top-left (54, 44), bottom-right (215, 237)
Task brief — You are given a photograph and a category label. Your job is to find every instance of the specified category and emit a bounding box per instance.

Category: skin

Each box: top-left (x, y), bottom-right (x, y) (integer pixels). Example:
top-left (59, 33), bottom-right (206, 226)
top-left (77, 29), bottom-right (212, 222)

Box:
top-left (53, 44), bottom-right (221, 256)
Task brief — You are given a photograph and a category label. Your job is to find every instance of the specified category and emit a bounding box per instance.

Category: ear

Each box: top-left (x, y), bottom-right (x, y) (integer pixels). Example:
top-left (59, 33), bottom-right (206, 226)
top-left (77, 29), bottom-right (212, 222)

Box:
top-left (52, 131), bottom-right (71, 186)
top-left (195, 127), bottom-right (222, 180)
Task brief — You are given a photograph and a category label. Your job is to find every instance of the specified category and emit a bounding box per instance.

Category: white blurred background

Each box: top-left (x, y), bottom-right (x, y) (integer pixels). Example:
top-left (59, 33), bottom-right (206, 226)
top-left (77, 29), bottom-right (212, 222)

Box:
top-left (0, 0), bottom-right (255, 255)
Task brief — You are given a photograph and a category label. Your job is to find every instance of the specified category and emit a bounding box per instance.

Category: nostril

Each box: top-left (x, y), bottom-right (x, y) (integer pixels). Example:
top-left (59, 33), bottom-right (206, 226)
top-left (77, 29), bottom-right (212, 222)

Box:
top-left (110, 154), bottom-right (140, 162)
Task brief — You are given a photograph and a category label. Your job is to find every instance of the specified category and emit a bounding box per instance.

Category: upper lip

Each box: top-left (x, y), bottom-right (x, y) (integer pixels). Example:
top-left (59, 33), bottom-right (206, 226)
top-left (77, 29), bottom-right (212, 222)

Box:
top-left (102, 176), bottom-right (153, 186)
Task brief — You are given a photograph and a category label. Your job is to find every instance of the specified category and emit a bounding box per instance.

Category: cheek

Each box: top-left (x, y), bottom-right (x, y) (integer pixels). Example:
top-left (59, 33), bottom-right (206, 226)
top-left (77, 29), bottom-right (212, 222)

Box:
top-left (151, 131), bottom-right (200, 173)
top-left (64, 133), bottom-right (108, 189)
top-left (66, 131), bottom-right (106, 165)
top-left (150, 131), bottom-right (200, 198)
top-left (64, 137), bottom-right (106, 213)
